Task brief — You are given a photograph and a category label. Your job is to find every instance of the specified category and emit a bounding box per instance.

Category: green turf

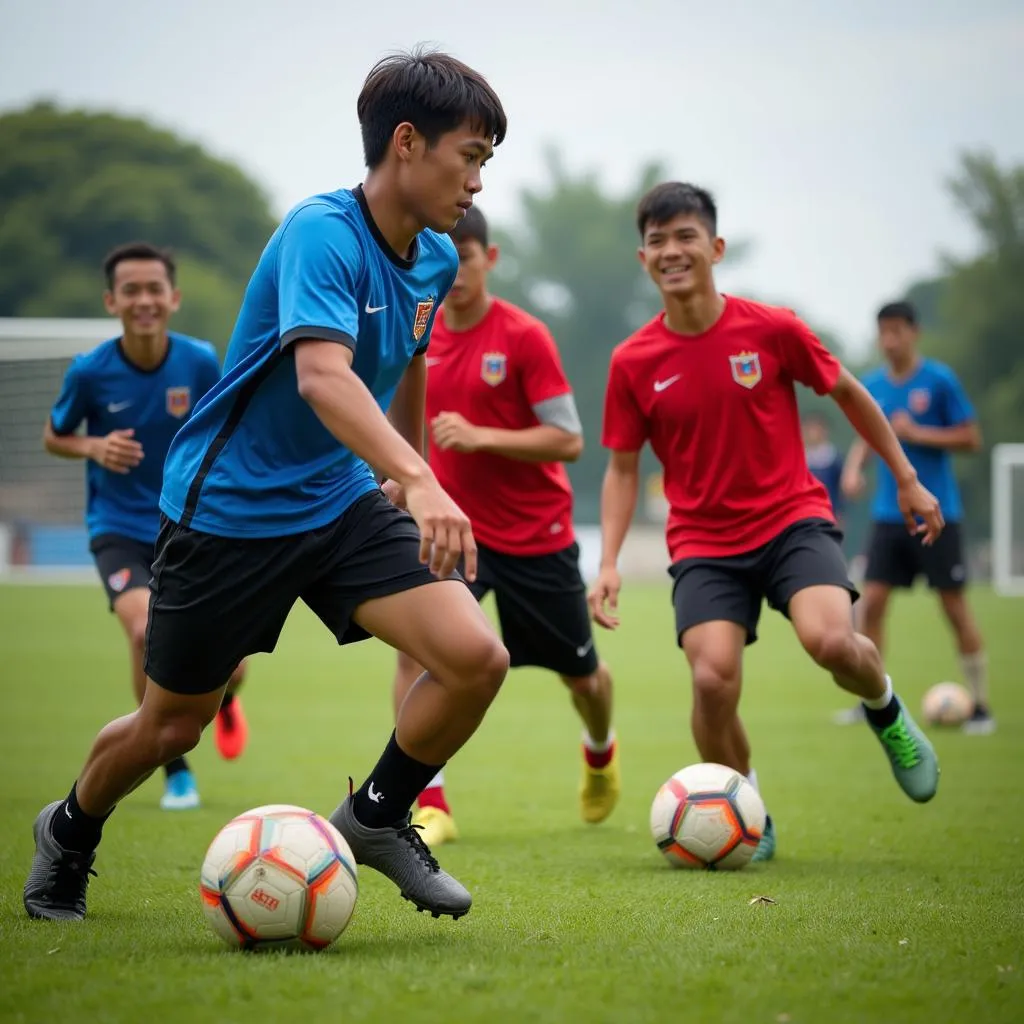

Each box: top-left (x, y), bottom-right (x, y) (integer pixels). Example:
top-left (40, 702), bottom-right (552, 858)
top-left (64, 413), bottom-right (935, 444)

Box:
top-left (0, 583), bottom-right (1021, 1024)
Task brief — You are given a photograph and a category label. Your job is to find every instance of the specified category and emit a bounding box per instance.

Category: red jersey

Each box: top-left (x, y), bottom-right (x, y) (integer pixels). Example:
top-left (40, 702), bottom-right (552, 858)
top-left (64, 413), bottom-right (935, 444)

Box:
top-left (426, 298), bottom-right (576, 555)
top-left (601, 296), bottom-right (841, 561)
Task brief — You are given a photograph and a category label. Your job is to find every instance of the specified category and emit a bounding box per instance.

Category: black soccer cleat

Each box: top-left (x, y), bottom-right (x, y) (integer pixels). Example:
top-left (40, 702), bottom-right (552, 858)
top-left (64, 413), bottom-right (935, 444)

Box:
top-left (23, 801), bottom-right (97, 921)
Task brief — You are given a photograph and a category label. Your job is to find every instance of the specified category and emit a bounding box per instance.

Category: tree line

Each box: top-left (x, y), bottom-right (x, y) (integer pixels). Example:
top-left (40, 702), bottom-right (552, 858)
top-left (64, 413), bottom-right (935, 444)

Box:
top-left (2, 103), bottom-right (1019, 540)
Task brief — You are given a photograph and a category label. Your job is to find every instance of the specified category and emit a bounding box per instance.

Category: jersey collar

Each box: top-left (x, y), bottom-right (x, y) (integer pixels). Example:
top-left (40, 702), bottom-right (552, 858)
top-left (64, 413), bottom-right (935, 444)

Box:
top-left (353, 184), bottom-right (417, 271)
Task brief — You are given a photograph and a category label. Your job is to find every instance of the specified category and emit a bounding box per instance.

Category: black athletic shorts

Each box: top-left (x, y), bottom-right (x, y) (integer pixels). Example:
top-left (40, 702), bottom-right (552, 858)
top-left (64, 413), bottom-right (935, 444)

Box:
top-left (864, 520), bottom-right (967, 591)
top-left (90, 533), bottom-right (154, 610)
top-left (669, 517), bottom-right (858, 647)
top-left (468, 541), bottom-right (599, 678)
top-left (144, 489), bottom-right (449, 695)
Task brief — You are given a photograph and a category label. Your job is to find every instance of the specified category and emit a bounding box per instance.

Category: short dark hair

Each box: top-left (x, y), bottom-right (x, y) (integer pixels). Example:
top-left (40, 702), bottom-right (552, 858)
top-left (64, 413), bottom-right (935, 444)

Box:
top-left (450, 206), bottom-right (488, 248)
top-left (357, 47), bottom-right (507, 169)
top-left (637, 182), bottom-right (717, 238)
top-left (103, 242), bottom-right (176, 289)
top-left (877, 300), bottom-right (917, 326)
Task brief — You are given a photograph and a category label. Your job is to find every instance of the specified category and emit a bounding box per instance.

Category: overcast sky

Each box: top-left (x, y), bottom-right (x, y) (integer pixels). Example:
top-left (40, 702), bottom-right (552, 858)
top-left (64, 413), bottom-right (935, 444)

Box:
top-left (2, 0), bottom-right (1022, 354)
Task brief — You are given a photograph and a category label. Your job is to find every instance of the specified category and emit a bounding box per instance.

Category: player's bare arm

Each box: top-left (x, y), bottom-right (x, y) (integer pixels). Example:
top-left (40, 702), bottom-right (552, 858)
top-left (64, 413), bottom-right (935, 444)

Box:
top-left (42, 420), bottom-right (144, 474)
top-left (294, 339), bottom-right (476, 580)
top-left (830, 367), bottom-right (944, 544)
top-left (888, 410), bottom-right (982, 452)
top-left (383, 353), bottom-right (428, 509)
top-left (840, 437), bottom-right (871, 499)
top-left (588, 449), bottom-right (641, 629)
top-left (431, 411), bottom-right (582, 462)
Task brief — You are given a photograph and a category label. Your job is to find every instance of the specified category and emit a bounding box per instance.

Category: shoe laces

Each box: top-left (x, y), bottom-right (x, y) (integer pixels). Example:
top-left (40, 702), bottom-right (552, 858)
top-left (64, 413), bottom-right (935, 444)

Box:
top-left (46, 853), bottom-right (97, 905)
top-left (880, 718), bottom-right (921, 769)
top-left (397, 822), bottom-right (440, 873)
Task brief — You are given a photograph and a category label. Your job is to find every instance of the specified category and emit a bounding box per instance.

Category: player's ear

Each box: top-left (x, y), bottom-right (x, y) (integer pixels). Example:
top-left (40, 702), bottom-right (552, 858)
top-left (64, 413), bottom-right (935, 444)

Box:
top-left (168, 287), bottom-right (182, 314)
top-left (392, 122), bottom-right (420, 163)
top-left (711, 236), bottom-right (726, 266)
top-left (102, 291), bottom-right (117, 316)
top-left (486, 244), bottom-right (499, 269)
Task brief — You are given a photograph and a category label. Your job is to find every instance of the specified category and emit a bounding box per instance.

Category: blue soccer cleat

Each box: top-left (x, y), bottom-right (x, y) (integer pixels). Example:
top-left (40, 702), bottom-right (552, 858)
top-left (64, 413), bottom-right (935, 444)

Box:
top-left (160, 769), bottom-right (200, 810)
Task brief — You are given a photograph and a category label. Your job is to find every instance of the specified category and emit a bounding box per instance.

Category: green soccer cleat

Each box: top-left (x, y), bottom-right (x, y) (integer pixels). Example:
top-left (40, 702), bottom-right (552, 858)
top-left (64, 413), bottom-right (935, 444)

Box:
top-left (751, 814), bottom-right (776, 863)
top-left (868, 699), bottom-right (940, 803)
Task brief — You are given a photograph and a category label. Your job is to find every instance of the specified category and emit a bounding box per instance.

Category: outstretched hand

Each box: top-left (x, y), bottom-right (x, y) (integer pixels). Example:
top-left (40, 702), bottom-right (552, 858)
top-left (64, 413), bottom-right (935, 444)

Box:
top-left (897, 477), bottom-right (944, 546)
top-left (588, 566), bottom-right (622, 630)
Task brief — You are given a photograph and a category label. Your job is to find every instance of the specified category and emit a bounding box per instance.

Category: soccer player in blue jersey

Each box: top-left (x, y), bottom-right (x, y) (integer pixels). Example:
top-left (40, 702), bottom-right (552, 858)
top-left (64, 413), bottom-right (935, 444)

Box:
top-left (837, 300), bottom-right (991, 732)
top-left (42, 243), bottom-right (248, 812)
top-left (25, 49), bottom-right (509, 924)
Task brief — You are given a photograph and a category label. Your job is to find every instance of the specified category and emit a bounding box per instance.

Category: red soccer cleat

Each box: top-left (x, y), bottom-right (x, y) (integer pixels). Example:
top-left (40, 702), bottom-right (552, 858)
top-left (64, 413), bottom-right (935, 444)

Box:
top-left (215, 697), bottom-right (248, 761)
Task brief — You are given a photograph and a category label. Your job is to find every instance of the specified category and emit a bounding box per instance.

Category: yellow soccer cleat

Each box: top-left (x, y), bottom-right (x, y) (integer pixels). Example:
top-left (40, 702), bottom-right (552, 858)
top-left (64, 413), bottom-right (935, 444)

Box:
top-left (580, 746), bottom-right (621, 824)
top-left (412, 805), bottom-right (459, 848)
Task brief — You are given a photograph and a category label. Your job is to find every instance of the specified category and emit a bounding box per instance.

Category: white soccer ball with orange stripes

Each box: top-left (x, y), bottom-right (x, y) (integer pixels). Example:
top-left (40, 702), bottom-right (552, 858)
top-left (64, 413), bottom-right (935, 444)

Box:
top-left (200, 804), bottom-right (358, 949)
top-left (650, 763), bottom-right (766, 870)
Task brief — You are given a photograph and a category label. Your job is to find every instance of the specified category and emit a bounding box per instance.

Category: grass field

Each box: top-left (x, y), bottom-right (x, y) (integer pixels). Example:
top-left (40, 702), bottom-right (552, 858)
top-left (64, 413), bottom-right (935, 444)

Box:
top-left (0, 582), bottom-right (1021, 1024)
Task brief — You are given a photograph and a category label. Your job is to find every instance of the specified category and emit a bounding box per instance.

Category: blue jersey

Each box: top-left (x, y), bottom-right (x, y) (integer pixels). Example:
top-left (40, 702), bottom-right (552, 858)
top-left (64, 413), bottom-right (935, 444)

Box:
top-left (50, 334), bottom-right (222, 545)
top-left (160, 186), bottom-right (457, 538)
top-left (805, 443), bottom-right (844, 516)
top-left (862, 358), bottom-right (975, 523)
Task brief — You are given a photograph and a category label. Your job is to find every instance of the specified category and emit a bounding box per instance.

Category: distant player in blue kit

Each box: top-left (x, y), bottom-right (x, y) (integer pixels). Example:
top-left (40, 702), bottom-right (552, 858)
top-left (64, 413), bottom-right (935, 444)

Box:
top-left (25, 49), bottom-right (509, 925)
top-left (802, 413), bottom-right (844, 525)
top-left (42, 243), bottom-right (248, 812)
top-left (837, 300), bottom-right (991, 731)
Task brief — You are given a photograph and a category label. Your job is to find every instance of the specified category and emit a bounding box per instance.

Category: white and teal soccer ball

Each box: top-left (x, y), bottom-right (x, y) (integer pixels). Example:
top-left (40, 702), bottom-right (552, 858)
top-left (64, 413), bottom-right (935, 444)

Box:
top-left (200, 804), bottom-right (358, 950)
top-left (922, 681), bottom-right (973, 726)
top-left (650, 763), bottom-right (766, 870)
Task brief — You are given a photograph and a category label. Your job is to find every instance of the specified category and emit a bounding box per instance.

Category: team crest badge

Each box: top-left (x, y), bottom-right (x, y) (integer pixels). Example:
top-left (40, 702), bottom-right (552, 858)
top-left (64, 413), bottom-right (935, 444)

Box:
top-left (909, 388), bottom-right (931, 414)
top-left (729, 351), bottom-right (762, 389)
top-left (413, 298), bottom-right (435, 341)
top-left (481, 352), bottom-right (507, 387)
top-left (166, 386), bottom-right (191, 419)
top-left (108, 568), bottom-right (131, 593)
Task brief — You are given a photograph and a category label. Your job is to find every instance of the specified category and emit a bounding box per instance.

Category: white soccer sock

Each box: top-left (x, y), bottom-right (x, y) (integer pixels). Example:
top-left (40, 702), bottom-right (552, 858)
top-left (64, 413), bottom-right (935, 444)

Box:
top-left (746, 768), bottom-right (760, 793)
top-left (583, 729), bottom-right (615, 753)
top-left (862, 674), bottom-right (894, 710)
top-left (423, 770), bottom-right (445, 790)
top-left (960, 651), bottom-right (989, 706)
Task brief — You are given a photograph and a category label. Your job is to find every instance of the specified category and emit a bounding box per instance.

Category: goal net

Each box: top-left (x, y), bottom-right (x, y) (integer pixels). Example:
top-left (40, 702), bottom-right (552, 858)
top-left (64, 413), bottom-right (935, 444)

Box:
top-left (991, 443), bottom-right (1024, 597)
top-left (0, 317), bottom-right (120, 578)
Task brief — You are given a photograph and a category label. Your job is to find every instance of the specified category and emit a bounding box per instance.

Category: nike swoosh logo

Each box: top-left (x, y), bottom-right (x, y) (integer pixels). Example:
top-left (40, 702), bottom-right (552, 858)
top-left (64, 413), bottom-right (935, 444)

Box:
top-left (365, 302), bottom-right (388, 314)
top-left (576, 638), bottom-right (594, 658)
top-left (107, 401), bottom-right (133, 413)
top-left (653, 374), bottom-right (681, 393)
top-left (368, 782), bottom-right (383, 803)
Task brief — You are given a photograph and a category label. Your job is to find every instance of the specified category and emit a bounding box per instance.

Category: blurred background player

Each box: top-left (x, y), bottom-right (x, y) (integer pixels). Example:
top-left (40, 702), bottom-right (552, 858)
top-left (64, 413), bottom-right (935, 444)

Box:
top-left (391, 207), bottom-right (618, 846)
top-left (43, 242), bottom-right (248, 811)
top-left (589, 183), bottom-right (944, 864)
top-left (803, 413), bottom-right (844, 526)
top-left (838, 300), bottom-right (991, 732)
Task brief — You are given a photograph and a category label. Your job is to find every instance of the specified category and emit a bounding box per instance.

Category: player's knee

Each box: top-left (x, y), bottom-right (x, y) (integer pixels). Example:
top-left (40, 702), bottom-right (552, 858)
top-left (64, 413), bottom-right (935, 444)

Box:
top-left (690, 660), bottom-right (740, 716)
top-left (803, 626), bottom-right (856, 673)
top-left (459, 633), bottom-right (509, 704)
top-left (145, 712), bottom-right (205, 763)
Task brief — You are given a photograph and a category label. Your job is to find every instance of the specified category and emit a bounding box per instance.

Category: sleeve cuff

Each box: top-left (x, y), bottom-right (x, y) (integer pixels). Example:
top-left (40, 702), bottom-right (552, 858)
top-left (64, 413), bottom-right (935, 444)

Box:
top-left (280, 327), bottom-right (356, 350)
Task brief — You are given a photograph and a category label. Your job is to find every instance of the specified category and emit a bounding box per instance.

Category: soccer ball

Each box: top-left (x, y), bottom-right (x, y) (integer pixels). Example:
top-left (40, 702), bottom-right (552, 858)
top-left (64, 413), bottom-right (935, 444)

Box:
top-left (199, 804), bottom-right (358, 950)
top-left (650, 763), bottom-right (766, 870)
top-left (922, 682), bottom-right (973, 726)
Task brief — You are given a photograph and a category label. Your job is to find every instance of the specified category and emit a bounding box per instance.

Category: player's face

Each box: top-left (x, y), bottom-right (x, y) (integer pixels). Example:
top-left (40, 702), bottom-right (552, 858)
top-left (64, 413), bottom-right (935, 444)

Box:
top-left (404, 121), bottom-right (493, 233)
top-left (878, 317), bottom-right (918, 366)
top-left (445, 239), bottom-right (498, 313)
top-left (637, 214), bottom-right (725, 300)
top-left (803, 419), bottom-right (826, 447)
top-left (104, 259), bottom-right (180, 339)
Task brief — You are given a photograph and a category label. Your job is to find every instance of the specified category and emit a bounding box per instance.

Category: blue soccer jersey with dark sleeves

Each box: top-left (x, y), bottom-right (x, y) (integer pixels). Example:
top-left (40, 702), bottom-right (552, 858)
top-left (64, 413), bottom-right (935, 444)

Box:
top-left (49, 334), bottom-right (222, 545)
top-left (862, 358), bottom-right (975, 524)
top-left (159, 186), bottom-right (458, 538)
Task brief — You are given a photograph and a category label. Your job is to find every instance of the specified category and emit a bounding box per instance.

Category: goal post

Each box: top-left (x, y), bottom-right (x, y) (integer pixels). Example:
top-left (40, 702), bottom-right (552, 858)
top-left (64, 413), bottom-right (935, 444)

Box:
top-left (0, 317), bottom-right (121, 579)
top-left (991, 442), bottom-right (1024, 598)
